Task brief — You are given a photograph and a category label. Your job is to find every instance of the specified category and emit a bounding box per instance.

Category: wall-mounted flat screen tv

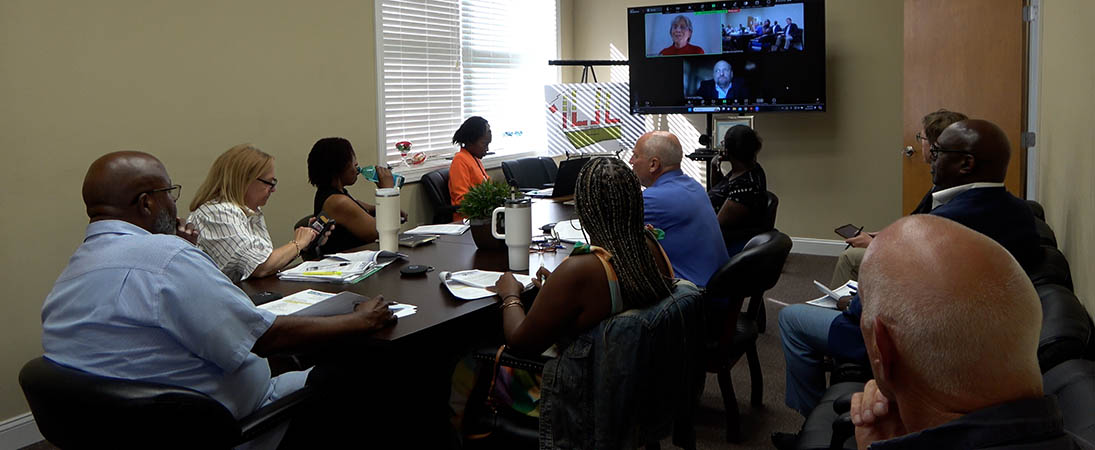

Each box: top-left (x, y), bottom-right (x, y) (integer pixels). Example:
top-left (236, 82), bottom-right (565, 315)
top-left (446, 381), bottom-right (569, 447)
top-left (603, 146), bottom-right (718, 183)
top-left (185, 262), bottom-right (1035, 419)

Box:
top-left (628, 0), bottom-right (826, 114)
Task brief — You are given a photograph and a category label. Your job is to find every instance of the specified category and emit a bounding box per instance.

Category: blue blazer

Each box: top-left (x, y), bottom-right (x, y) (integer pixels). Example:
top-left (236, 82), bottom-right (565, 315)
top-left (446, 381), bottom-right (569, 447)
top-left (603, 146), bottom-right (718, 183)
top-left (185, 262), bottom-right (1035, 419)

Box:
top-left (828, 187), bottom-right (1041, 362)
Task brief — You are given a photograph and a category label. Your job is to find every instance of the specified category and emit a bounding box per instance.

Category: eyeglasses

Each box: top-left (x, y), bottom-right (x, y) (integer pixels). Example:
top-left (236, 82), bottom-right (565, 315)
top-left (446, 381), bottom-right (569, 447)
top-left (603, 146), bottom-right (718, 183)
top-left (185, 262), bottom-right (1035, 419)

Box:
top-left (914, 132), bottom-right (928, 144)
top-left (256, 177), bottom-right (278, 189)
top-left (133, 184), bottom-right (182, 203)
top-left (929, 144), bottom-right (974, 161)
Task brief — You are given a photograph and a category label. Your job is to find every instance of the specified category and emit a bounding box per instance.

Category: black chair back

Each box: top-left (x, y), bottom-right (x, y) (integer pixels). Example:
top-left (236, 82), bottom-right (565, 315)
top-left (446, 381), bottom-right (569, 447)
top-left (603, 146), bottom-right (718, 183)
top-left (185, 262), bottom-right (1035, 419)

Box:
top-left (19, 357), bottom-right (240, 449)
top-left (422, 168), bottom-right (459, 224)
top-left (705, 230), bottom-right (792, 350)
top-left (761, 191), bottom-right (779, 231)
top-left (538, 156), bottom-right (558, 182)
top-left (294, 215), bottom-right (312, 230)
top-left (1036, 284), bottom-right (1094, 373)
top-left (501, 157), bottom-right (556, 189)
top-left (1035, 218), bottom-right (1058, 248)
top-left (1028, 245), bottom-right (1074, 291)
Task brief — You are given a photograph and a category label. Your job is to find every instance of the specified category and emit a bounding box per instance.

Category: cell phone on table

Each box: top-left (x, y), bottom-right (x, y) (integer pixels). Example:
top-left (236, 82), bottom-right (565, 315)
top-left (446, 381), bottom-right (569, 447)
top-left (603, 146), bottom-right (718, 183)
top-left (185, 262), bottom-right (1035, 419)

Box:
top-left (302, 213), bottom-right (335, 255)
top-left (834, 224), bottom-right (862, 239)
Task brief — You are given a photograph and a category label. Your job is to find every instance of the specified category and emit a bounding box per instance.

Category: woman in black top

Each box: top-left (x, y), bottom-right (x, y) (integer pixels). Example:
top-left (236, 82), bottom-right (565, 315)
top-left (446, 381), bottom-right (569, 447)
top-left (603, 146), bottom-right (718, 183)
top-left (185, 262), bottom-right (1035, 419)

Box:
top-left (307, 137), bottom-right (402, 253)
top-left (708, 125), bottom-right (768, 255)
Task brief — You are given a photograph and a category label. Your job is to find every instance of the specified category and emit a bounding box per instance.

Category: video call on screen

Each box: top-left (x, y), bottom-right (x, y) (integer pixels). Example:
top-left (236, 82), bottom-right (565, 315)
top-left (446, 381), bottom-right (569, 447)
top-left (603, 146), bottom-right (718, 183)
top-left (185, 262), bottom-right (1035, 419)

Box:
top-left (628, 0), bottom-right (826, 114)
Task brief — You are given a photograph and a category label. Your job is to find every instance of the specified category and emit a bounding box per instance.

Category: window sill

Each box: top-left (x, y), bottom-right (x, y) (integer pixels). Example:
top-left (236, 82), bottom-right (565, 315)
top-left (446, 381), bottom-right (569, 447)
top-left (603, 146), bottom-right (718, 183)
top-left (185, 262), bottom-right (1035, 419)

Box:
top-left (392, 150), bottom-right (540, 184)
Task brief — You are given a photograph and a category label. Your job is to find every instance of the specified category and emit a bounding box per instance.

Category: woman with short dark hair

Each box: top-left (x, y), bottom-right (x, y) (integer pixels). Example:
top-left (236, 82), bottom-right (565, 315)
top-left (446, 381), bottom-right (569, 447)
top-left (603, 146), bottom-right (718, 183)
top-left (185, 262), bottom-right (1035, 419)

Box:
top-left (307, 137), bottom-right (395, 253)
top-left (448, 116), bottom-right (492, 221)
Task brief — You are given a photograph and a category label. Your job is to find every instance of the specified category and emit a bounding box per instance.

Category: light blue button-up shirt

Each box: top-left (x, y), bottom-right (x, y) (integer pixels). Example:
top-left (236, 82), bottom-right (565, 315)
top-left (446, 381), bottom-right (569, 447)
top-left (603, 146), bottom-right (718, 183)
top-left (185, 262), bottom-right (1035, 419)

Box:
top-left (42, 220), bottom-right (306, 421)
top-left (643, 169), bottom-right (730, 286)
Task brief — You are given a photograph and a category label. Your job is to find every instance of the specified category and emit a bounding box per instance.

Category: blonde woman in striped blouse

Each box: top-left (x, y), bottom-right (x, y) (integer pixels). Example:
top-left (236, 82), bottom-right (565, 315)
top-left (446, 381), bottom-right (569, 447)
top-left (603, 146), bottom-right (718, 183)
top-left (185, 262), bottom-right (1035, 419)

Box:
top-left (187, 144), bottom-right (320, 282)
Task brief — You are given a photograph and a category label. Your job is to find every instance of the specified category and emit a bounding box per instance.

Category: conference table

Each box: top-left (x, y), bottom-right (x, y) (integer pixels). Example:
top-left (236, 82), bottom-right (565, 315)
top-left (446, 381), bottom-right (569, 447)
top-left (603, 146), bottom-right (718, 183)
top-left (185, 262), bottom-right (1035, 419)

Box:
top-left (238, 199), bottom-right (576, 344)
top-left (237, 200), bottom-right (576, 447)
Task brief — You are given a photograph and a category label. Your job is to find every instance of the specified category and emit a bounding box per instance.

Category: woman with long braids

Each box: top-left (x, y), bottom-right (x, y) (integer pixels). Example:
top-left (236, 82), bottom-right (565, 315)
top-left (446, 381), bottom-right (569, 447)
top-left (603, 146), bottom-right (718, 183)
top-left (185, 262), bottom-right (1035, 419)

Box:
top-left (490, 157), bottom-right (676, 355)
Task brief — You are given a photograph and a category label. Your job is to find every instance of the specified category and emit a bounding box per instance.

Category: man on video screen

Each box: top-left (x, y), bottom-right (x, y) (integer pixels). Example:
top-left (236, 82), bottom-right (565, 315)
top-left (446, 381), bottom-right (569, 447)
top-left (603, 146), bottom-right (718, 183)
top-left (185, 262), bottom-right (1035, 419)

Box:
top-left (697, 60), bottom-right (748, 100)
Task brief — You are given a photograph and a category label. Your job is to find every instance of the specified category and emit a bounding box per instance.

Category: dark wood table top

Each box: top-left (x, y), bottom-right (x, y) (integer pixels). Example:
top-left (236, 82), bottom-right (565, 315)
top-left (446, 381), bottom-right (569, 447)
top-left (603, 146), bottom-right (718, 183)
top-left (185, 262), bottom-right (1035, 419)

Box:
top-left (238, 199), bottom-right (576, 343)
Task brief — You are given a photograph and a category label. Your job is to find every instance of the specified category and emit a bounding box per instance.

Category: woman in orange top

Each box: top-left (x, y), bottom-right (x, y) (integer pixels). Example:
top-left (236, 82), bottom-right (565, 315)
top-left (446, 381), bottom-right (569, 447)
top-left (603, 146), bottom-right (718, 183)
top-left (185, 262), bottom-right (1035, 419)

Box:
top-left (448, 116), bottom-right (492, 221)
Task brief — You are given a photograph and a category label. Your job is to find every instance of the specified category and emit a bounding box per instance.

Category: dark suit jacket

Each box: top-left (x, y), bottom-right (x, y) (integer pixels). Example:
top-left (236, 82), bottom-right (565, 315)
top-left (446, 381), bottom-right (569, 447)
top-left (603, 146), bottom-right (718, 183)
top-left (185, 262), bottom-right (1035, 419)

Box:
top-left (827, 186), bottom-right (1041, 363)
top-left (785, 23), bottom-right (801, 40)
top-left (696, 78), bottom-right (749, 100)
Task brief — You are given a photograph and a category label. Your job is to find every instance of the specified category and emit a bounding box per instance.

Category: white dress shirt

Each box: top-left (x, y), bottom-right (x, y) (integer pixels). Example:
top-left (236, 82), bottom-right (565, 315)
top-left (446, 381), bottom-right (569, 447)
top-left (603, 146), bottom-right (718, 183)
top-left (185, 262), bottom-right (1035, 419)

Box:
top-left (931, 182), bottom-right (1007, 209)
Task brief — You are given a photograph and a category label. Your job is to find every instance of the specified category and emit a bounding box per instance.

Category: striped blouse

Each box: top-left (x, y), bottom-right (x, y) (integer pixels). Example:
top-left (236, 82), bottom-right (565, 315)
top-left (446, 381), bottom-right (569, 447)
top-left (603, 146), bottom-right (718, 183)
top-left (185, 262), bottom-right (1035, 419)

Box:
top-left (186, 200), bottom-right (273, 283)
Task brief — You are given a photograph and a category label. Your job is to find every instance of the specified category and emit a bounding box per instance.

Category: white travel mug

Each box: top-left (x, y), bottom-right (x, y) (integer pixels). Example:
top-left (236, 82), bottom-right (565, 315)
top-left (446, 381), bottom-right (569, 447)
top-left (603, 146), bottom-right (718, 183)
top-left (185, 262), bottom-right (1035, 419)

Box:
top-left (376, 187), bottom-right (401, 252)
top-left (492, 198), bottom-right (532, 271)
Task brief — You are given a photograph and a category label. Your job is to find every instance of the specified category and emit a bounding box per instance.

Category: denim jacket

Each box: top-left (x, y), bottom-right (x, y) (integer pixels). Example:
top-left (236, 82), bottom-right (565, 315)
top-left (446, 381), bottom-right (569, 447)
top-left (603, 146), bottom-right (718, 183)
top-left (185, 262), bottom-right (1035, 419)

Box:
top-left (538, 281), bottom-right (705, 449)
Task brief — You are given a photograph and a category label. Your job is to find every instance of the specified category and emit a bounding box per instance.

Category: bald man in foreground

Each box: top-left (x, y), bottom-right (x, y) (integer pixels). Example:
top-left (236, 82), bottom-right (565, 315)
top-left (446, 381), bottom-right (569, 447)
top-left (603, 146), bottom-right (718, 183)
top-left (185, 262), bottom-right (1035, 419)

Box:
top-left (849, 215), bottom-right (1090, 449)
top-left (41, 152), bottom-right (396, 449)
top-left (630, 131), bottom-right (729, 287)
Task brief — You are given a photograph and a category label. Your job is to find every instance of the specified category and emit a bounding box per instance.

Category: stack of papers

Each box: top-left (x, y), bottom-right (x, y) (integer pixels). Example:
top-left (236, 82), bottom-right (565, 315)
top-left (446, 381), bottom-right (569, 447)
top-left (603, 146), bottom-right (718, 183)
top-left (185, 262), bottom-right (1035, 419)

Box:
top-left (404, 223), bottom-right (470, 235)
top-left (278, 250), bottom-right (405, 283)
top-left (806, 280), bottom-right (858, 309)
top-left (257, 289), bottom-right (417, 318)
top-left (439, 270), bottom-right (535, 300)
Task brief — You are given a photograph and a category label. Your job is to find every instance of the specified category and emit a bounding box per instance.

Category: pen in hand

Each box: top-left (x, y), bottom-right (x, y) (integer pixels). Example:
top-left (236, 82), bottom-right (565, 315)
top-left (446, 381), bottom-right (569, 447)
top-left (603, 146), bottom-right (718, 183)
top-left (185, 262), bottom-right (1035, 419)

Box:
top-left (844, 226), bottom-right (865, 250)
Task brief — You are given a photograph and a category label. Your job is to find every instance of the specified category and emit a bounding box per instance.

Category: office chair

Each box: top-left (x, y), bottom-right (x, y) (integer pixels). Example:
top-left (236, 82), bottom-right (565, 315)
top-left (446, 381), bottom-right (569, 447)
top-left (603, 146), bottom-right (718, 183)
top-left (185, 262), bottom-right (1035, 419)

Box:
top-left (422, 168), bottom-right (459, 224)
top-left (500, 157), bottom-right (556, 190)
top-left (19, 357), bottom-right (313, 450)
top-left (704, 230), bottom-right (792, 442)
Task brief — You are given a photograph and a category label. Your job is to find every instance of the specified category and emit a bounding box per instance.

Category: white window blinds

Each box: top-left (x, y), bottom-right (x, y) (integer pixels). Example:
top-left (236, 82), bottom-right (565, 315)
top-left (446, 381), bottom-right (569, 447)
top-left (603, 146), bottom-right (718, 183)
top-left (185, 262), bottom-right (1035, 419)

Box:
top-left (377, 0), bottom-right (558, 165)
top-left (378, 0), bottom-right (462, 162)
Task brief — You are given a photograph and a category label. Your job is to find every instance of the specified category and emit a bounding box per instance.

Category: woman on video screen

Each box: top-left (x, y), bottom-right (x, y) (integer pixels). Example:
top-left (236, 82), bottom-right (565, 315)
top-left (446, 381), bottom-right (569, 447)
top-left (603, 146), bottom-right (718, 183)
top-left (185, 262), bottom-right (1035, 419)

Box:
top-left (659, 15), bottom-right (704, 56)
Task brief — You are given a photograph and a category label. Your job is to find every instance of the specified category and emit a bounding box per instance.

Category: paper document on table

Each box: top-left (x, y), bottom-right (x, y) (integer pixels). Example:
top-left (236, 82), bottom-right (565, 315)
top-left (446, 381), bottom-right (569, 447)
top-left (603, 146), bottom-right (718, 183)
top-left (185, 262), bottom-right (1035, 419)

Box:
top-left (439, 270), bottom-right (535, 300)
top-left (277, 250), bottom-right (405, 283)
top-left (806, 280), bottom-right (858, 309)
top-left (404, 224), bottom-right (470, 235)
top-left (257, 289), bottom-right (336, 315)
top-left (389, 302), bottom-right (417, 318)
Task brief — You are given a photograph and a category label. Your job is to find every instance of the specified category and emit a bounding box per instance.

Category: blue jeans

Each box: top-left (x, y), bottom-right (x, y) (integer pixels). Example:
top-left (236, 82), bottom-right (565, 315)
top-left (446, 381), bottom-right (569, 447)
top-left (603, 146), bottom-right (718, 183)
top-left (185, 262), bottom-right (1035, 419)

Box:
top-left (778, 304), bottom-right (841, 416)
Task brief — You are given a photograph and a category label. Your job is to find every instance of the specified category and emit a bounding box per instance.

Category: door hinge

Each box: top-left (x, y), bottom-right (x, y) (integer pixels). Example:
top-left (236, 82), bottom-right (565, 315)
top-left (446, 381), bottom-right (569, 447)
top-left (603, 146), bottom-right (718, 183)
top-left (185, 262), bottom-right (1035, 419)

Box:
top-left (1021, 131), bottom-right (1036, 148)
top-left (1023, 4), bottom-right (1038, 22)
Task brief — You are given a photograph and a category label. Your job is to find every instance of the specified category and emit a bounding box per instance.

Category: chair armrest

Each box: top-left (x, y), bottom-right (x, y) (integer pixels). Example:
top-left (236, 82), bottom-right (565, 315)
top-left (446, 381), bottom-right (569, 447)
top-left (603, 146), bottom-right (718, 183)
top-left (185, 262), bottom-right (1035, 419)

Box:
top-left (833, 392), bottom-right (854, 414)
top-left (829, 412), bottom-right (855, 450)
top-left (238, 385), bottom-right (316, 442)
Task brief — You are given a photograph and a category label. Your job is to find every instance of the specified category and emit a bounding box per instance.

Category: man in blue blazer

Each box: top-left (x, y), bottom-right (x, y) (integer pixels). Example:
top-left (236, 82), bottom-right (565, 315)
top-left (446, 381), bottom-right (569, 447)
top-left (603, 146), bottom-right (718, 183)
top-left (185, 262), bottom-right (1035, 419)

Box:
top-left (776, 119), bottom-right (1042, 422)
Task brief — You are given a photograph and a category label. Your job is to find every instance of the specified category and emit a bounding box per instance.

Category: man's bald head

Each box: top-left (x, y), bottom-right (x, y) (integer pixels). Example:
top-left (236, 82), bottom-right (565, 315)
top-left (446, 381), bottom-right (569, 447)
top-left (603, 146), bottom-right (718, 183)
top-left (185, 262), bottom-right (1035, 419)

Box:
top-left (931, 119), bottom-right (1011, 188)
top-left (630, 131), bottom-right (683, 187)
top-left (83, 151), bottom-right (177, 233)
top-left (859, 215), bottom-right (1042, 416)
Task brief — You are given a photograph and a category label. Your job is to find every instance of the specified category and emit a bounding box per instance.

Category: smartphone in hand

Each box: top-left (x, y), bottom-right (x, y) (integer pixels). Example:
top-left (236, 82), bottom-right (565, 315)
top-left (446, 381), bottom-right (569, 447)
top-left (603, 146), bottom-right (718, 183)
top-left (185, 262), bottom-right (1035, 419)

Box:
top-left (302, 213), bottom-right (335, 255)
top-left (834, 224), bottom-right (862, 239)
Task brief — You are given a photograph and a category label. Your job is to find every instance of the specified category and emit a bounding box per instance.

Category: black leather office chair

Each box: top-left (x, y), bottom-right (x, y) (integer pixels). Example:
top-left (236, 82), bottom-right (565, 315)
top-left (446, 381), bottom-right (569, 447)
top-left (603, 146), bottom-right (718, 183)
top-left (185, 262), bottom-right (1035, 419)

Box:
top-left (422, 168), bottom-right (459, 224)
top-left (501, 157), bottom-right (556, 190)
top-left (704, 230), bottom-right (792, 442)
top-left (19, 357), bottom-right (313, 449)
top-left (1028, 245), bottom-right (1074, 291)
top-left (1043, 358), bottom-right (1095, 443)
top-left (1036, 283), bottom-right (1094, 373)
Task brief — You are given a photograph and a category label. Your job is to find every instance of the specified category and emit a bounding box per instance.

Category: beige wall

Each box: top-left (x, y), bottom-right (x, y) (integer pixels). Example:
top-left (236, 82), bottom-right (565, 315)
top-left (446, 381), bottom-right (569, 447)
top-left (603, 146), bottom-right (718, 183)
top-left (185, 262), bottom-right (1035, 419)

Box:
top-left (1037, 0), bottom-right (1095, 314)
top-left (0, 0), bottom-right (388, 419)
top-left (568, 0), bottom-right (906, 238)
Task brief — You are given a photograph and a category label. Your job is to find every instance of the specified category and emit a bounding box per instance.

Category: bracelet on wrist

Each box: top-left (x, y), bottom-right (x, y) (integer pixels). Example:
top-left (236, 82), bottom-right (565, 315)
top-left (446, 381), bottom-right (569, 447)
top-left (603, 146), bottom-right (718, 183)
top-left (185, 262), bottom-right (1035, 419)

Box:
top-left (291, 240), bottom-right (301, 255)
top-left (500, 296), bottom-right (523, 310)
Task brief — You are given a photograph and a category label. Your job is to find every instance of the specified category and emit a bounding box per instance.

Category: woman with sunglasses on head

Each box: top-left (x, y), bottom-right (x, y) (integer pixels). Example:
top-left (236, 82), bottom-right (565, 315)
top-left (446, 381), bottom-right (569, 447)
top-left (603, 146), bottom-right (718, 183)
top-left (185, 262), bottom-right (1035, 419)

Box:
top-left (187, 144), bottom-right (321, 282)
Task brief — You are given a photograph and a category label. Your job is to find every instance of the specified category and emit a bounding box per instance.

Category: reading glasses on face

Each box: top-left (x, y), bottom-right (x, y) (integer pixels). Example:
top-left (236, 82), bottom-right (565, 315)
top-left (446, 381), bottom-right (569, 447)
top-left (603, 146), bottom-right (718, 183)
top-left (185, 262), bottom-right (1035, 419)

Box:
top-left (929, 144), bottom-right (974, 161)
top-left (133, 184), bottom-right (182, 203)
top-left (256, 177), bottom-right (278, 189)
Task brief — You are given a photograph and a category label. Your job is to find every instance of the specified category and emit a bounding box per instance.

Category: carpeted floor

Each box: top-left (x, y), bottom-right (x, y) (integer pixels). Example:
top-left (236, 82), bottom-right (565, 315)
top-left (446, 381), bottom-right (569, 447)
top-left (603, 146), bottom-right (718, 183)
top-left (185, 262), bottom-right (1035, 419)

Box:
top-left (20, 253), bottom-right (838, 450)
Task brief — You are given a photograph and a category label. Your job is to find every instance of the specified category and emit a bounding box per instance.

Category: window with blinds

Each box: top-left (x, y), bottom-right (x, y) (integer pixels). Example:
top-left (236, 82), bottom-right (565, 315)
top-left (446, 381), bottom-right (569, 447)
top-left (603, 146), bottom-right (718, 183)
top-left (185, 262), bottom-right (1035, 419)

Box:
top-left (376, 0), bottom-right (558, 167)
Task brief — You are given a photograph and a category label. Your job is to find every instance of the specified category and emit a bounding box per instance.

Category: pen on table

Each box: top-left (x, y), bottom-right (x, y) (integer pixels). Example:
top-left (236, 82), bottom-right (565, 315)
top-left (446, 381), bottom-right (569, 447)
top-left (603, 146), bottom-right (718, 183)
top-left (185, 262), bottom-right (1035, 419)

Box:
top-left (844, 226), bottom-right (865, 250)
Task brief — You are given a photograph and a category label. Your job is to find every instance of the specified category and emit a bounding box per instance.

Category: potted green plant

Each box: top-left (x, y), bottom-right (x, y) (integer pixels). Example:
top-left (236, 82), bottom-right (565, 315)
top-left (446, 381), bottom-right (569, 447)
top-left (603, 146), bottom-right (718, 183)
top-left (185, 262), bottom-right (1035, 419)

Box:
top-left (458, 179), bottom-right (512, 250)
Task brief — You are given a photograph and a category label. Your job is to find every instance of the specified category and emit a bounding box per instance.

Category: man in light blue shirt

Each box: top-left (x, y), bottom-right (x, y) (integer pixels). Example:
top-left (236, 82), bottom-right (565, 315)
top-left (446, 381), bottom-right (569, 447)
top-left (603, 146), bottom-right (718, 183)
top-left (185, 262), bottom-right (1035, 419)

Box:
top-left (42, 151), bottom-right (396, 449)
top-left (630, 131), bottom-right (729, 287)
